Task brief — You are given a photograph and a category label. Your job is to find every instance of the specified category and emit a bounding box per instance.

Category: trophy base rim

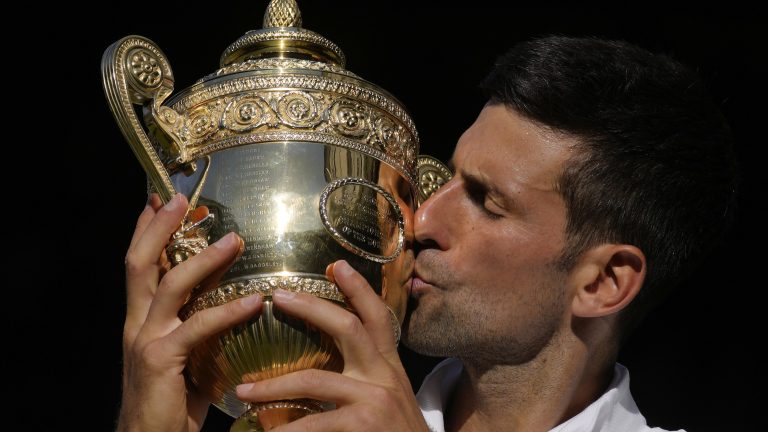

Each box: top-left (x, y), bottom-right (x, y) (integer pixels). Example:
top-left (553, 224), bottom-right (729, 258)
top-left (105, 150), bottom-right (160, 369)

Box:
top-left (230, 399), bottom-right (325, 432)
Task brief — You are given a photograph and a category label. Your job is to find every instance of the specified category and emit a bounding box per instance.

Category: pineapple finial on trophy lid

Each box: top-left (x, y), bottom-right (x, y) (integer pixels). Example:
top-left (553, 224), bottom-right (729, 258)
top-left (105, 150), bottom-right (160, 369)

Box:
top-left (263, 0), bottom-right (302, 28)
top-left (220, 0), bottom-right (345, 67)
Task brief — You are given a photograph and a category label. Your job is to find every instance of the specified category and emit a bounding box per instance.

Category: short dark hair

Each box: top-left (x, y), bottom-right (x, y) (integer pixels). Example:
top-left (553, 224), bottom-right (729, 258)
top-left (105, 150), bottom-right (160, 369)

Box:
top-left (480, 36), bottom-right (738, 337)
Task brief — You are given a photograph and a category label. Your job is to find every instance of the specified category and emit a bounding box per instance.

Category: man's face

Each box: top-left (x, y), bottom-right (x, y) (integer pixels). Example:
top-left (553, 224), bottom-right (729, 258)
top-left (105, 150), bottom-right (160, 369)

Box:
top-left (403, 104), bottom-right (576, 364)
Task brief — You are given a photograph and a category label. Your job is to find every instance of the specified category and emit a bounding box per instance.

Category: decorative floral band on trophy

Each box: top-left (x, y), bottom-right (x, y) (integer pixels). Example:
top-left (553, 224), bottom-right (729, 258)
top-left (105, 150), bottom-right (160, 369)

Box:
top-left (167, 87), bottom-right (420, 187)
top-left (102, 1), bottom-right (451, 431)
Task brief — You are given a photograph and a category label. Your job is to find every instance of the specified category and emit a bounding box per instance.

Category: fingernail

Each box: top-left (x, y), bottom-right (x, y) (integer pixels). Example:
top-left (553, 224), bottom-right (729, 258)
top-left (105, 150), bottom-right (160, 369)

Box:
top-left (325, 263), bottom-right (336, 284)
top-left (213, 232), bottom-right (237, 249)
top-left (334, 260), bottom-right (354, 278)
top-left (273, 288), bottom-right (296, 301)
top-left (236, 383), bottom-right (255, 394)
top-left (241, 294), bottom-right (261, 308)
top-left (145, 193), bottom-right (161, 210)
top-left (164, 193), bottom-right (184, 211)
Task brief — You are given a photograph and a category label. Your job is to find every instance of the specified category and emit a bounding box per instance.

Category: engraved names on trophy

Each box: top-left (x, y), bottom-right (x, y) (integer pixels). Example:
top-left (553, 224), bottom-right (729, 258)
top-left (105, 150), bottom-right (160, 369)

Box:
top-left (218, 147), bottom-right (286, 274)
top-left (201, 143), bottom-right (329, 277)
top-left (320, 178), bottom-right (404, 263)
top-left (332, 186), bottom-right (387, 253)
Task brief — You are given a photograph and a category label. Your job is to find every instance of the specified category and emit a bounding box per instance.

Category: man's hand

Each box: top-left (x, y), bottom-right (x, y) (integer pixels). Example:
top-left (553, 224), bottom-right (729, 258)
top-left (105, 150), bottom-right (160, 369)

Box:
top-left (118, 193), bottom-right (262, 432)
top-left (235, 260), bottom-right (429, 432)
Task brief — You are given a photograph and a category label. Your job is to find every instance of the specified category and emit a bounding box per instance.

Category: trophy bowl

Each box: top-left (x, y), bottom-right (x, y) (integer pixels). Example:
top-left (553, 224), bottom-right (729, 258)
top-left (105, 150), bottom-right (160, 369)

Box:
top-left (102, 1), bottom-right (451, 430)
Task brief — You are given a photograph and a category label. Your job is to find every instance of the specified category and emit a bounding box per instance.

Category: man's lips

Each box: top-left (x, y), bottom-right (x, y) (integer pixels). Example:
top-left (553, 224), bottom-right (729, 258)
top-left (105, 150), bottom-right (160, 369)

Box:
top-left (410, 275), bottom-right (436, 298)
top-left (412, 254), bottom-right (440, 297)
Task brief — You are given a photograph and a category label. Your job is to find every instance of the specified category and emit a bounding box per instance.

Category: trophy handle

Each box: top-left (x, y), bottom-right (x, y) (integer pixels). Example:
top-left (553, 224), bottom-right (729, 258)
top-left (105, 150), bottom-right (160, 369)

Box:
top-left (101, 35), bottom-right (185, 203)
top-left (416, 155), bottom-right (453, 205)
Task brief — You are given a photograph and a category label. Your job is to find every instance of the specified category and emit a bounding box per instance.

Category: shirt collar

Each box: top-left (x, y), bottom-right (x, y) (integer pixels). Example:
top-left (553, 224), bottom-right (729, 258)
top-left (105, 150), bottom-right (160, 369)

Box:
top-left (416, 359), bottom-right (670, 432)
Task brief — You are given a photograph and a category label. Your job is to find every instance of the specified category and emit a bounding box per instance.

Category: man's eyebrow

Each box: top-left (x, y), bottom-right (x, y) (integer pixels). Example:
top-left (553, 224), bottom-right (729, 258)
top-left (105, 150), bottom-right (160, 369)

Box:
top-left (462, 171), bottom-right (518, 211)
top-left (462, 172), bottom-right (495, 195)
top-left (447, 159), bottom-right (508, 203)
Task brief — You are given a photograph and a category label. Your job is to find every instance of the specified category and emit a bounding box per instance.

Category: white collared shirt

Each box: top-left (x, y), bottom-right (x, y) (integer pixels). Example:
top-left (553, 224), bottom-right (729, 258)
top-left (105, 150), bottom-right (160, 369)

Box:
top-left (416, 358), bottom-right (684, 432)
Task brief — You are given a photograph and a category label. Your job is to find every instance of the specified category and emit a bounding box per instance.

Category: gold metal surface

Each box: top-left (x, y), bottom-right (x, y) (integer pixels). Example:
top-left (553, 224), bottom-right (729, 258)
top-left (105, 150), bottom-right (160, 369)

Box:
top-left (102, 37), bottom-right (178, 202)
top-left (102, 0), bottom-right (450, 429)
top-left (186, 299), bottom-right (343, 419)
top-left (417, 155), bottom-right (454, 205)
top-left (231, 400), bottom-right (324, 432)
top-left (264, 0), bottom-right (302, 28)
top-left (180, 276), bottom-right (345, 318)
top-left (166, 213), bottom-right (215, 265)
top-left (167, 74), bottom-right (417, 186)
top-left (222, 0), bottom-right (343, 68)
top-left (319, 177), bottom-right (405, 264)
top-left (167, 156), bottom-right (215, 265)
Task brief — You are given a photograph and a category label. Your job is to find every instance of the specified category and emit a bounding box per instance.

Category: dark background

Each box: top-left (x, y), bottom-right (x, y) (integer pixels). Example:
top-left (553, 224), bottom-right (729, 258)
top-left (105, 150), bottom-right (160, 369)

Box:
top-left (19, 1), bottom-right (760, 430)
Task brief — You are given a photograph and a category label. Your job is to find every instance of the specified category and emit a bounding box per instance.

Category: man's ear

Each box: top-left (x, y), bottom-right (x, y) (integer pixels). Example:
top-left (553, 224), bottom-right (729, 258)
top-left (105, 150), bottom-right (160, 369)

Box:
top-left (569, 244), bottom-right (646, 318)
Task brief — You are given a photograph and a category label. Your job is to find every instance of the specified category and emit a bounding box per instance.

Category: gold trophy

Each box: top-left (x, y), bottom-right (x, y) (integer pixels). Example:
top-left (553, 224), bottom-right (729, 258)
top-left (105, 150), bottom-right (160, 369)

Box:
top-left (102, 0), bottom-right (451, 430)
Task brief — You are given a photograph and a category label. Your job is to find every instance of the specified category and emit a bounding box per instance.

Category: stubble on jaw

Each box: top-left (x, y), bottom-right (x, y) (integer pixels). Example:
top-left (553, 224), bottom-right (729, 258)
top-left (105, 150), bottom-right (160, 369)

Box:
top-left (402, 256), bottom-right (567, 368)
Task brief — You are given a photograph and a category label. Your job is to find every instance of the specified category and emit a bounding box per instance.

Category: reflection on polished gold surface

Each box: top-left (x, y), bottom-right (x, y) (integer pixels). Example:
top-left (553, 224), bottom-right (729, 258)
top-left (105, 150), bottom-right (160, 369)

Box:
top-left (186, 299), bottom-right (343, 418)
top-left (102, 0), bottom-right (450, 430)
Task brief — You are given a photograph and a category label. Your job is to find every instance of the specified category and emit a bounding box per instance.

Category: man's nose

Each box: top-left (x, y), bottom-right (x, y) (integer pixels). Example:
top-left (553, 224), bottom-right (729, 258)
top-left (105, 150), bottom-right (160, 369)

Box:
top-left (414, 178), bottom-right (460, 251)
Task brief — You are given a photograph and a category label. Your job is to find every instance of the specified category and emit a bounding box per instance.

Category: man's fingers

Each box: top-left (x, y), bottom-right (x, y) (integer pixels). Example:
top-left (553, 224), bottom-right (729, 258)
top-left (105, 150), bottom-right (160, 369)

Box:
top-left (271, 260), bottom-right (402, 370)
top-left (128, 193), bottom-right (163, 251)
top-left (236, 369), bottom-right (412, 432)
top-left (236, 369), bottom-right (368, 406)
top-left (165, 294), bottom-right (263, 355)
top-left (124, 193), bottom-right (188, 329)
top-left (124, 193), bottom-right (188, 297)
top-left (271, 290), bottom-right (384, 371)
top-left (145, 232), bottom-right (243, 328)
top-left (127, 193), bottom-right (188, 273)
top-left (198, 235), bottom-right (245, 292)
top-left (332, 261), bottom-right (399, 358)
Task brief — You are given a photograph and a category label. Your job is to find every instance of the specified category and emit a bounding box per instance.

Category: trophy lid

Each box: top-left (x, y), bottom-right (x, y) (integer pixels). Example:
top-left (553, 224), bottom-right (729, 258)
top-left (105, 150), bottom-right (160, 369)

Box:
top-left (220, 0), bottom-right (346, 68)
top-left (164, 0), bottom-right (419, 186)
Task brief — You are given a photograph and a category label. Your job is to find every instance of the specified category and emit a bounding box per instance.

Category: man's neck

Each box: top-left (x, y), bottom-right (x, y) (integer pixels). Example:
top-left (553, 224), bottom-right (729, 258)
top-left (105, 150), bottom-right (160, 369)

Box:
top-left (444, 332), bottom-right (615, 432)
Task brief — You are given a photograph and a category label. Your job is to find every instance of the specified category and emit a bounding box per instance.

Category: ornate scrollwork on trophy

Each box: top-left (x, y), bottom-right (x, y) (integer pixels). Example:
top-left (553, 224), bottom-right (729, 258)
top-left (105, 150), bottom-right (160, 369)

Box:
top-left (161, 85), bottom-right (417, 183)
top-left (276, 91), bottom-right (322, 128)
top-left (417, 155), bottom-right (454, 205)
top-left (127, 48), bottom-right (162, 88)
top-left (329, 98), bottom-right (370, 138)
top-left (373, 114), bottom-right (409, 159)
top-left (222, 94), bottom-right (275, 131)
top-left (170, 76), bottom-right (416, 135)
top-left (158, 105), bottom-right (181, 127)
top-left (104, 36), bottom-right (178, 202)
top-left (166, 213), bottom-right (216, 266)
top-left (186, 106), bottom-right (219, 140)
